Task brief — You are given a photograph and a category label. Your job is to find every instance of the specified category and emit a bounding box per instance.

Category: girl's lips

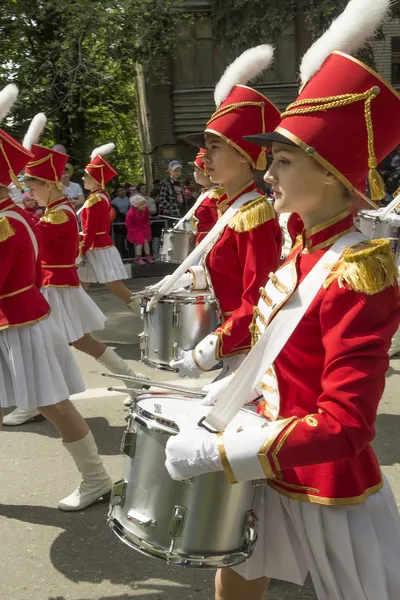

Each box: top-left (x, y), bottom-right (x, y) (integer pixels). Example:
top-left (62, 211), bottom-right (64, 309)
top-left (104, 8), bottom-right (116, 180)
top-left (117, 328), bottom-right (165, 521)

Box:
top-left (272, 190), bottom-right (282, 198)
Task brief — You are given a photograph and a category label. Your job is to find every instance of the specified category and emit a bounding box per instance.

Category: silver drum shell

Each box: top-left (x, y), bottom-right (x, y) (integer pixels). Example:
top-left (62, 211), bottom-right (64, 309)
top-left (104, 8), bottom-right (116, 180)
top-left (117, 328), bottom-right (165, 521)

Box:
top-left (140, 294), bottom-right (220, 371)
top-left (160, 229), bottom-right (196, 264)
top-left (108, 394), bottom-right (260, 568)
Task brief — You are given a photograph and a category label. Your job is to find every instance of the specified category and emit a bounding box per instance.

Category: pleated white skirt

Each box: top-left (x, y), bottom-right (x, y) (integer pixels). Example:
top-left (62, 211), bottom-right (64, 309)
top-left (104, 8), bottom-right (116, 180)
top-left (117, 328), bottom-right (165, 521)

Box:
top-left (42, 286), bottom-right (106, 344)
top-left (0, 316), bottom-right (85, 409)
top-left (78, 246), bottom-right (128, 283)
top-left (234, 477), bottom-right (400, 600)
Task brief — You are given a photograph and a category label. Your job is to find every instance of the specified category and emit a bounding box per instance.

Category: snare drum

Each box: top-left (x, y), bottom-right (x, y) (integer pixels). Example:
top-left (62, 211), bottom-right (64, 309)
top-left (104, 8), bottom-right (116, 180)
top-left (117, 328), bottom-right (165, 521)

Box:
top-left (356, 209), bottom-right (399, 245)
top-left (160, 229), bottom-right (196, 264)
top-left (108, 394), bottom-right (261, 568)
top-left (140, 290), bottom-right (219, 370)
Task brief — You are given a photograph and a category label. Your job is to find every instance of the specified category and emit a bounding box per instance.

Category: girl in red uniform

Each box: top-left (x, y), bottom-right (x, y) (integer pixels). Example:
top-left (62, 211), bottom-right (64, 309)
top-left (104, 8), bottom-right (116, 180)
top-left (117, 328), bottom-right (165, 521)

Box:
top-left (166, 2), bottom-right (400, 598)
top-left (190, 150), bottom-right (219, 244)
top-left (159, 45), bottom-right (282, 379)
top-left (78, 143), bottom-right (135, 306)
top-left (0, 87), bottom-right (112, 511)
top-left (4, 120), bottom-right (140, 427)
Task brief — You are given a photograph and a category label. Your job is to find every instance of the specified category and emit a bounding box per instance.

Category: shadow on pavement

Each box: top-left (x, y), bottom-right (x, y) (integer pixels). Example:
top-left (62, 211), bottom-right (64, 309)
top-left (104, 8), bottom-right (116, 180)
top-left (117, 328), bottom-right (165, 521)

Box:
top-left (0, 501), bottom-right (316, 599)
top-left (1, 417), bottom-right (126, 456)
top-left (373, 413), bottom-right (400, 466)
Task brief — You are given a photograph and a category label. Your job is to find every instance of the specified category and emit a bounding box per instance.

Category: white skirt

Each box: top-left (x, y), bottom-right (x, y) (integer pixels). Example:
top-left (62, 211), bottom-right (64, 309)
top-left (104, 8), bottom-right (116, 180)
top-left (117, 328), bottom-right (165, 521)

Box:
top-left (234, 477), bottom-right (400, 600)
top-left (42, 286), bottom-right (106, 344)
top-left (0, 317), bottom-right (85, 409)
top-left (78, 246), bottom-right (128, 283)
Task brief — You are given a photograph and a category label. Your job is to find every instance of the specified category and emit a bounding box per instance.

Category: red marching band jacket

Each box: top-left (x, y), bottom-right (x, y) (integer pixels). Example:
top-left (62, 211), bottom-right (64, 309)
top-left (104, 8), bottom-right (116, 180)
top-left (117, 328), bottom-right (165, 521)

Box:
top-left (0, 197), bottom-right (50, 330)
top-left (79, 188), bottom-right (114, 255)
top-left (198, 180), bottom-right (282, 359)
top-left (193, 187), bottom-right (219, 244)
top-left (38, 197), bottom-right (80, 288)
top-left (245, 209), bottom-right (400, 504)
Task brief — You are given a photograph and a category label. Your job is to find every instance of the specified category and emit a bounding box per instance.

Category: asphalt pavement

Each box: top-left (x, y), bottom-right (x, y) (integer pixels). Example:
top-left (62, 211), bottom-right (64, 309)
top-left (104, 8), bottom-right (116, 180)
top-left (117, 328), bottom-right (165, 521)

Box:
top-left (0, 276), bottom-right (399, 600)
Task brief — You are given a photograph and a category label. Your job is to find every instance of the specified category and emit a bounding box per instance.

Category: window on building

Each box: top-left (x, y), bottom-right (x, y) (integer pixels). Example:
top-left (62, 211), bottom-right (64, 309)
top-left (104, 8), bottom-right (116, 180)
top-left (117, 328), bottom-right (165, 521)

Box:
top-left (391, 38), bottom-right (400, 84)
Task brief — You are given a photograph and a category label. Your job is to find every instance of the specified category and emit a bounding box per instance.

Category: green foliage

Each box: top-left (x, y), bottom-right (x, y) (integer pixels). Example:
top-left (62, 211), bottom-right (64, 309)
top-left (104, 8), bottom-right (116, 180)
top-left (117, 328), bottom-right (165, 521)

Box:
top-left (0, 0), bottom-right (186, 182)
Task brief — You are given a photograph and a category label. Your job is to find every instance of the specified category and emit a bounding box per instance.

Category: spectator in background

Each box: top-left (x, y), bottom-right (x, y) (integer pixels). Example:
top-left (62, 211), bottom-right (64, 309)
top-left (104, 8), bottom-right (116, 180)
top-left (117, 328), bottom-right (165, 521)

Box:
top-left (183, 177), bottom-right (199, 209)
top-left (126, 195), bottom-right (154, 265)
top-left (159, 160), bottom-right (186, 221)
top-left (61, 163), bottom-right (85, 208)
top-left (111, 185), bottom-right (131, 217)
top-left (149, 180), bottom-right (163, 261)
top-left (137, 182), bottom-right (157, 215)
top-left (21, 191), bottom-right (43, 222)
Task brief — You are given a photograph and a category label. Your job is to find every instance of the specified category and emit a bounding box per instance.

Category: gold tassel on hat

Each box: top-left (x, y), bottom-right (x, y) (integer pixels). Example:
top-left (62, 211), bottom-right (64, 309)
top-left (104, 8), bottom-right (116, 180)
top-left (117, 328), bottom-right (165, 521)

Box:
top-left (229, 195), bottom-right (276, 232)
top-left (367, 158), bottom-right (386, 202)
top-left (0, 216), bottom-right (15, 242)
top-left (255, 148), bottom-right (267, 171)
top-left (324, 239), bottom-right (398, 295)
top-left (40, 209), bottom-right (68, 225)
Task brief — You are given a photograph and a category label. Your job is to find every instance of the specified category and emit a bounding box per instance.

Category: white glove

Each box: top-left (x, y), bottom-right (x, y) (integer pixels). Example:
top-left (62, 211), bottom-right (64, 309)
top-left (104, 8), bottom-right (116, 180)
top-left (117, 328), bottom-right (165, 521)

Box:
top-left (202, 375), bottom-right (263, 406)
top-left (147, 272), bottom-right (193, 293)
top-left (165, 427), bottom-right (222, 480)
top-left (169, 349), bottom-right (201, 379)
top-left (127, 295), bottom-right (142, 317)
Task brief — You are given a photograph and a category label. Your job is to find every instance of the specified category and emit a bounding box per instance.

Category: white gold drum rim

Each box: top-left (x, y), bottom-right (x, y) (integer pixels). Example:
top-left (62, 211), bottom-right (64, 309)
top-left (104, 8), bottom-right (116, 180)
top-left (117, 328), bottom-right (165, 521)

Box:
top-left (109, 517), bottom-right (251, 569)
top-left (130, 393), bottom-right (180, 434)
top-left (142, 295), bottom-right (216, 306)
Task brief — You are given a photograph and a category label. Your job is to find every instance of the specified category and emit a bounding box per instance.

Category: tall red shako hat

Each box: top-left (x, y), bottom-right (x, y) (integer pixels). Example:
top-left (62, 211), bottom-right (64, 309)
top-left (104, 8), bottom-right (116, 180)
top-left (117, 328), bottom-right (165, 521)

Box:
top-left (0, 85), bottom-right (34, 188)
top-left (23, 112), bottom-right (68, 190)
top-left (245, 0), bottom-right (398, 203)
top-left (186, 45), bottom-right (281, 170)
top-left (189, 149), bottom-right (208, 175)
top-left (85, 143), bottom-right (117, 189)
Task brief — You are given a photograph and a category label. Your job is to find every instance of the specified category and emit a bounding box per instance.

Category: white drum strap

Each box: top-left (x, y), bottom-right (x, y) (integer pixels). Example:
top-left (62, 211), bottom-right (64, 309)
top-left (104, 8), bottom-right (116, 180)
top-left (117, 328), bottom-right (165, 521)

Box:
top-left (155, 190), bottom-right (260, 301)
top-left (205, 231), bottom-right (366, 431)
top-left (1, 210), bottom-right (39, 259)
top-left (173, 185), bottom-right (219, 230)
top-left (76, 191), bottom-right (110, 217)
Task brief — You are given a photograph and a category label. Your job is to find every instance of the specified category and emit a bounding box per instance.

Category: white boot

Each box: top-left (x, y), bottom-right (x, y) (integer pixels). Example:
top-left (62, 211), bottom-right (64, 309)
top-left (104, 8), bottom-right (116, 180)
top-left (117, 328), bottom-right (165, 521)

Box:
top-left (3, 408), bottom-right (45, 426)
top-left (58, 431), bottom-right (113, 511)
top-left (96, 347), bottom-right (149, 406)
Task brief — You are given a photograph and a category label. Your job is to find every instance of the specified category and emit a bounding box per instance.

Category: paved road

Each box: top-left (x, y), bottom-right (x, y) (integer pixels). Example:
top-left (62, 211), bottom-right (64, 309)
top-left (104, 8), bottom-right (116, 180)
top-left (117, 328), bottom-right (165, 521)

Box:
top-left (1, 279), bottom-right (399, 600)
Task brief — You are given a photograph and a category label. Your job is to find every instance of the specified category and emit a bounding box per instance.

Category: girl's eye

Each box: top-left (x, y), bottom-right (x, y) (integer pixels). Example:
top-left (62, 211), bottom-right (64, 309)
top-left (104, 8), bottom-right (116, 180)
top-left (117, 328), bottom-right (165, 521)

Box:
top-left (274, 158), bottom-right (291, 166)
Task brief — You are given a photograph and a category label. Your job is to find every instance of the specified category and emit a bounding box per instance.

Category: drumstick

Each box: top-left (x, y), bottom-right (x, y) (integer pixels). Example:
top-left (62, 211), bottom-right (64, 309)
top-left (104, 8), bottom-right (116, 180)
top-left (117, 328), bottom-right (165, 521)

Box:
top-left (103, 373), bottom-right (206, 398)
top-left (108, 385), bottom-right (206, 399)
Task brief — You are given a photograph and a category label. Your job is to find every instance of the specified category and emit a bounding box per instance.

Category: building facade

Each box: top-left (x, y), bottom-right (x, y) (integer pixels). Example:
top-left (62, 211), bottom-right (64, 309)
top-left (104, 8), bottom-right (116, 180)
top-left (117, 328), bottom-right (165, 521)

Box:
top-left (135, 2), bottom-right (400, 184)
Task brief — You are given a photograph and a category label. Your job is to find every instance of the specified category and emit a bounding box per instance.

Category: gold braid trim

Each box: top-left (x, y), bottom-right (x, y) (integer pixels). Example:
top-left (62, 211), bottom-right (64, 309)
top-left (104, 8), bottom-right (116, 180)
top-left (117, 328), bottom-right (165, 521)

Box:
top-left (0, 216), bottom-right (15, 242)
top-left (228, 196), bottom-right (275, 232)
top-left (84, 194), bottom-right (102, 209)
top-left (324, 239), bottom-right (398, 295)
top-left (40, 209), bottom-right (68, 225)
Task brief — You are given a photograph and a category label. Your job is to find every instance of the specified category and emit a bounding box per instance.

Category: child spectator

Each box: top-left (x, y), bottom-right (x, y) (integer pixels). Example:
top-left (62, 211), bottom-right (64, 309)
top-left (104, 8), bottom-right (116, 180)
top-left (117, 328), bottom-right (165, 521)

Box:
top-left (126, 195), bottom-right (154, 265)
top-left (21, 191), bottom-right (43, 222)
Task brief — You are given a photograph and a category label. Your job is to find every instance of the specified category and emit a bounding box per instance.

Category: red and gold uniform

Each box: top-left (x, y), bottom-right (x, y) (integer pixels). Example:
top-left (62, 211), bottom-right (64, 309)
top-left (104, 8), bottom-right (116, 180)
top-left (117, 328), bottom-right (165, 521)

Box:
top-left (165, 35), bottom-right (400, 596)
top-left (170, 49), bottom-right (282, 375)
top-left (0, 116), bottom-right (85, 411)
top-left (24, 143), bottom-right (106, 344)
top-left (78, 151), bottom-right (127, 284)
top-left (79, 188), bottom-right (114, 255)
top-left (191, 150), bottom-right (218, 244)
top-left (278, 211), bottom-right (304, 260)
top-left (0, 197), bottom-right (49, 331)
top-left (192, 180), bottom-right (281, 361)
top-left (39, 197), bottom-right (80, 288)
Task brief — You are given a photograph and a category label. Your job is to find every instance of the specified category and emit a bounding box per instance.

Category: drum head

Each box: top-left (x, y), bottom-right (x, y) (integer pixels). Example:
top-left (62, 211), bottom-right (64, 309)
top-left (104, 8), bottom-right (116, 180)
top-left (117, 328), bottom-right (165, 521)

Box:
top-left (133, 393), bottom-right (264, 433)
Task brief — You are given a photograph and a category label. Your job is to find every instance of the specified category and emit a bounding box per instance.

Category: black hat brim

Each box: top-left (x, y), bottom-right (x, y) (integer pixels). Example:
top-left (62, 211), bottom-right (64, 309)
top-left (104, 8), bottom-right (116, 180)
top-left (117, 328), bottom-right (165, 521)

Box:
top-left (184, 133), bottom-right (206, 148)
top-left (243, 131), bottom-right (297, 148)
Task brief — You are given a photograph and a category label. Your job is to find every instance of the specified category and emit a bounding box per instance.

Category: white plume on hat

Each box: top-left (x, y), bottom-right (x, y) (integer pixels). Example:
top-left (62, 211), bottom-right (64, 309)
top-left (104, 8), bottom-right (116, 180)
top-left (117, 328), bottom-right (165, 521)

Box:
top-left (214, 45), bottom-right (274, 107)
top-left (300, 0), bottom-right (391, 85)
top-left (0, 84), bottom-right (18, 123)
top-left (90, 142), bottom-right (115, 160)
top-left (22, 113), bottom-right (47, 150)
